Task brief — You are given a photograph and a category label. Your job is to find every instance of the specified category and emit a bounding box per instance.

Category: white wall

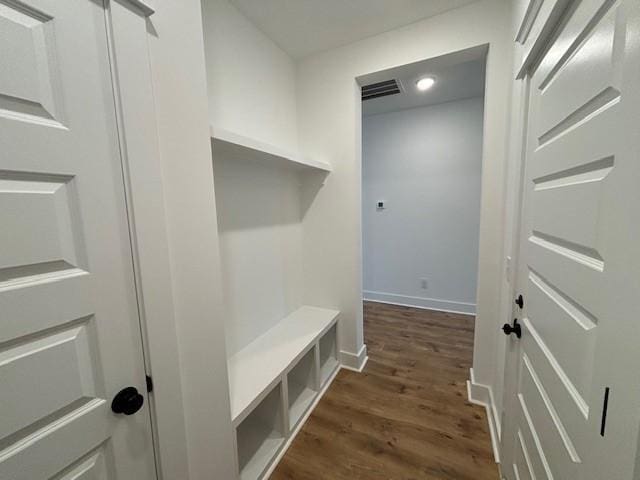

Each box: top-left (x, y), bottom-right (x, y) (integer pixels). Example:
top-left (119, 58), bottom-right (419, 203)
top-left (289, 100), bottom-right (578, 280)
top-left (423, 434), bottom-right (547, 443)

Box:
top-left (201, 0), bottom-right (309, 358)
top-left (362, 97), bottom-right (484, 314)
top-left (213, 155), bottom-right (304, 356)
top-left (296, 0), bottom-right (513, 386)
top-left (201, 0), bottom-right (298, 151)
top-left (147, 1), bottom-right (237, 478)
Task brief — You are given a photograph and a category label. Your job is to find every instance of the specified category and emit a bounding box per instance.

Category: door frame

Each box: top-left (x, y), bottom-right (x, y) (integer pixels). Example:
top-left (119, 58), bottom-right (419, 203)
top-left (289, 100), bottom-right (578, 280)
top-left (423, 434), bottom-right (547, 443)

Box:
top-left (103, 1), bottom-right (190, 478)
top-left (498, 0), bottom-right (577, 473)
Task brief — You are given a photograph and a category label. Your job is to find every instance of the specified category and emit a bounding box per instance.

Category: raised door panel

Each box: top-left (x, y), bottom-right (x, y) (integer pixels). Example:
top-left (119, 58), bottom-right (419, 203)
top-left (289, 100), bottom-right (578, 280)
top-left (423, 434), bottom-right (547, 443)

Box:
top-left (0, 0), bottom-right (63, 127)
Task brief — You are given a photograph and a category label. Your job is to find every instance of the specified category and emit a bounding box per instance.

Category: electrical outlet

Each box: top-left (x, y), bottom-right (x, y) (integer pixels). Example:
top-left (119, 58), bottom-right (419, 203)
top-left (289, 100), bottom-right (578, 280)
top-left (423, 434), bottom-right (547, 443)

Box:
top-left (420, 278), bottom-right (428, 290)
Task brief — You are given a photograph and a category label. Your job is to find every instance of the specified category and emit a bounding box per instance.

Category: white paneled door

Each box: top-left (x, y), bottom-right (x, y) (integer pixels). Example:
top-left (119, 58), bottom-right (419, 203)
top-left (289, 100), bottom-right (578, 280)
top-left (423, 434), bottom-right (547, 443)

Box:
top-left (502, 1), bottom-right (640, 479)
top-left (0, 0), bottom-right (157, 478)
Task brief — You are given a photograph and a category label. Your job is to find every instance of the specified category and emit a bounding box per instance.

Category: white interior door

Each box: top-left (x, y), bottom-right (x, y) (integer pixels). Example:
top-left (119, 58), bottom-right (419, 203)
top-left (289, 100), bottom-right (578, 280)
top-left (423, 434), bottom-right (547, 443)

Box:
top-left (502, 1), bottom-right (640, 479)
top-left (0, 0), bottom-right (157, 478)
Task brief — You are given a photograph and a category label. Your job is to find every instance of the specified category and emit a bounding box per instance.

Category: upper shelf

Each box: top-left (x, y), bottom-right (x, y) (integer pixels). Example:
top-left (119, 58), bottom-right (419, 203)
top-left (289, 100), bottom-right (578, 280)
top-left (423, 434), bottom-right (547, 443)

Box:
top-left (210, 126), bottom-right (332, 173)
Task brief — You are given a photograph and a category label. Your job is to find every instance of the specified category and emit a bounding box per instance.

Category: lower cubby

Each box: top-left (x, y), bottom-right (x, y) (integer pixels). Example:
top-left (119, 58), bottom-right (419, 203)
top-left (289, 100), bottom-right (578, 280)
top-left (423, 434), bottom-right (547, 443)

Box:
top-left (236, 384), bottom-right (285, 480)
top-left (287, 347), bottom-right (317, 428)
top-left (229, 307), bottom-right (340, 479)
top-left (319, 323), bottom-right (338, 384)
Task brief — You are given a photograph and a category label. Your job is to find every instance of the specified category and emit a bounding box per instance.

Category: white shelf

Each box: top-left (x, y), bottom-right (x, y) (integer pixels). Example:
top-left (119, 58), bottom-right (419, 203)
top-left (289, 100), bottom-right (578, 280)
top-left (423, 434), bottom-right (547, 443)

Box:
top-left (319, 324), bottom-right (338, 385)
top-left (211, 126), bottom-right (332, 173)
top-left (239, 432), bottom-right (283, 480)
top-left (320, 357), bottom-right (339, 385)
top-left (289, 385), bottom-right (316, 429)
top-left (287, 348), bottom-right (317, 428)
top-left (236, 384), bottom-right (284, 480)
top-left (228, 305), bottom-right (339, 425)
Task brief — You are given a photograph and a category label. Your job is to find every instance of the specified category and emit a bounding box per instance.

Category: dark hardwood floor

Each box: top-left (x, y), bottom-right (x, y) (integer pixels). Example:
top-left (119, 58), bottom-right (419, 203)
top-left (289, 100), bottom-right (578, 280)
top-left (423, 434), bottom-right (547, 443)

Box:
top-left (270, 301), bottom-right (499, 480)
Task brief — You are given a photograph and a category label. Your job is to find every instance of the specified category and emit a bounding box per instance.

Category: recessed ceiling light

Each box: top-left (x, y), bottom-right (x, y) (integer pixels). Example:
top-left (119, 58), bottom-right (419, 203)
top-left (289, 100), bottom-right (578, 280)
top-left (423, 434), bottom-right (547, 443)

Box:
top-left (416, 77), bottom-right (436, 91)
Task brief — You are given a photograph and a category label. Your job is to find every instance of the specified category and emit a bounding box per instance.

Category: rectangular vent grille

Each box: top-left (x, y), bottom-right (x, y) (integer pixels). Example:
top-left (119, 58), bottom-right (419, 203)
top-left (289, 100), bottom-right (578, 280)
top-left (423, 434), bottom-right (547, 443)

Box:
top-left (361, 79), bottom-right (402, 101)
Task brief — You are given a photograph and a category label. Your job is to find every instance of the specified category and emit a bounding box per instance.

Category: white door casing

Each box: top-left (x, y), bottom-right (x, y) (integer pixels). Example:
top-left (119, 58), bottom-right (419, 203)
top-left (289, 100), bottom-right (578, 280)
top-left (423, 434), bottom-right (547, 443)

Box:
top-left (501, 1), bottom-right (640, 479)
top-left (0, 0), bottom-right (157, 478)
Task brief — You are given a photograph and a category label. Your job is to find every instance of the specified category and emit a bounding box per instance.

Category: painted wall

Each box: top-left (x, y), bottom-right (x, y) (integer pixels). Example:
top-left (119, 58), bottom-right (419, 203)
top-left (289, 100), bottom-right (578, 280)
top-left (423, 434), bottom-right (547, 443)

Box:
top-left (362, 97), bottom-right (484, 314)
top-left (201, 0), bottom-right (308, 358)
top-left (213, 155), bottom-right (304, 356)
top-left (201, 0), bottom-right (298, 151)
top-left (147, 0), bottom-right (237, 478)
top-left (296, 0), bottom-right (513, 386)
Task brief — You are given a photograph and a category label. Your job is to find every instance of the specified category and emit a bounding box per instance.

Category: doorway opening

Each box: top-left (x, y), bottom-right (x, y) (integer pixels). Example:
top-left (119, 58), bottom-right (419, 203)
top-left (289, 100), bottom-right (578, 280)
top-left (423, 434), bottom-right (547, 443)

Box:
top-left (348, 46), bottom-right (496, 478)
top-left (359, 46), bottom-right (487, 318)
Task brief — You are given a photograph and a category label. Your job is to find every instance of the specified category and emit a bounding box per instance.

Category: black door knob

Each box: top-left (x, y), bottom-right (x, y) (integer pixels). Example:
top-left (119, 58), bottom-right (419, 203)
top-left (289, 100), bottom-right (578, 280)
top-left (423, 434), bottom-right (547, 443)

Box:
top-left (111, 386), bottom-right (144, 415)
top-left (502, 319), bottom-right (522, 338)
top-left (515, 294), bottom-right (524, 309)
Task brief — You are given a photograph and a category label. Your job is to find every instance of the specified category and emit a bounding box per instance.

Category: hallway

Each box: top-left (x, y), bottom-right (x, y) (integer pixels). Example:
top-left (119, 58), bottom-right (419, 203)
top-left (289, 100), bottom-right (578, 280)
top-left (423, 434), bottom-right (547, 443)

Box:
top-left (271, 301), bottom-right (498, 479)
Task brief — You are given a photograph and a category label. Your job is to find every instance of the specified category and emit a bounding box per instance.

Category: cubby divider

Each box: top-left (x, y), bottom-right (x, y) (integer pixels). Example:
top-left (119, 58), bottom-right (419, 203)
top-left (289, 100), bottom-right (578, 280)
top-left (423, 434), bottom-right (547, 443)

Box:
top-left (319, 323), bottom-right (339, 385)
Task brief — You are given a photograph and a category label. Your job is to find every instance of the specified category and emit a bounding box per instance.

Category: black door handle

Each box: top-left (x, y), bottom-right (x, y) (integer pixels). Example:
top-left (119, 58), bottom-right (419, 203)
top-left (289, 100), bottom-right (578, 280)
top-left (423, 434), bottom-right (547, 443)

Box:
top-left (515, 294), bottom-right (524, 309)
top-left (111, 386), bottom-right (144, 415)
top-left (502, 319), bottom-right (522, 338)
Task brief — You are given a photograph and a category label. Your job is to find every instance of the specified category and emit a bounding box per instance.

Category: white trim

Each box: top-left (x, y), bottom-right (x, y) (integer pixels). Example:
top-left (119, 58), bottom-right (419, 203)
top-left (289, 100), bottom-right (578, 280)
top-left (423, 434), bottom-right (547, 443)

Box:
top-left (262, 365), bottom-right (342, 479)
top-left (516, 0), bottom-right (572, 78)
top-left (340, 344), bottom-right (368, 372)
top-left (106, 2), bottom-right (188, 478)
top-left (515, 0), bottom-right (544, 44)
top-left (363, 290), bottom-right (476, 315)
top-left (116, 0), bottom-right (154, 17)
top-left (467, 368), bottom-right (501, 464)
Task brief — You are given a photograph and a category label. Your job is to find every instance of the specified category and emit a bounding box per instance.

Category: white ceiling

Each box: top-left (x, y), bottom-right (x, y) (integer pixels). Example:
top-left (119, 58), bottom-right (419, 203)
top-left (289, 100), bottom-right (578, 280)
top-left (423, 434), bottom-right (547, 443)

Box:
top-left (229, 0), bottom-right (481, 59)
top-left (359, 46), bottom-right (487, 116)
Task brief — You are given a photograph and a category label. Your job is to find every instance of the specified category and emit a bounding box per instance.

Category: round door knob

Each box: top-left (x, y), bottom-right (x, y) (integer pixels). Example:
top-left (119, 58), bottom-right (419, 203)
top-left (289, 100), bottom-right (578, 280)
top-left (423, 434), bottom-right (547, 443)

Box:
top-left (502, 319), bottom-right (522, 339)
top-left (111, 386), bottom-right (144, 415)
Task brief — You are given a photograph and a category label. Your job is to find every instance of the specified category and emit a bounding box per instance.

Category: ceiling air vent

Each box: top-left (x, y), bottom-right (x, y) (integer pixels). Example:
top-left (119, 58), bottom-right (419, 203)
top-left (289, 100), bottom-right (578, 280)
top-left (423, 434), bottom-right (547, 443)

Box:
top-left (361, 79), bottom-right (403, 101)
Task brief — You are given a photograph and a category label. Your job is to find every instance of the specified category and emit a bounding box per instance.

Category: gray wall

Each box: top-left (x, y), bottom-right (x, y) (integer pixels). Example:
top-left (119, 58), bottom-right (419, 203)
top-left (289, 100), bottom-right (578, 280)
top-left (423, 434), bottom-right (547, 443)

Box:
top-left (362, 96), bottom-right (484, 314)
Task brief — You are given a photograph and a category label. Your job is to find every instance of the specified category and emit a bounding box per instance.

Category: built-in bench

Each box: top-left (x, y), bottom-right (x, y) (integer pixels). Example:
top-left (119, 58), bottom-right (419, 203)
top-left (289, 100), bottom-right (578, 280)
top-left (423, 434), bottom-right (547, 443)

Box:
top-left (227, 306), bottom-right (340, 480)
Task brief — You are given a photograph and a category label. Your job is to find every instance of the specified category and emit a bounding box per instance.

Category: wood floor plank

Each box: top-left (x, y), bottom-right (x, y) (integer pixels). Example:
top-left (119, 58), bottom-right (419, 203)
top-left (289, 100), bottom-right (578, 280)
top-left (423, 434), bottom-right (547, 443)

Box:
top-left (270, 301), bottom-right (499, 480)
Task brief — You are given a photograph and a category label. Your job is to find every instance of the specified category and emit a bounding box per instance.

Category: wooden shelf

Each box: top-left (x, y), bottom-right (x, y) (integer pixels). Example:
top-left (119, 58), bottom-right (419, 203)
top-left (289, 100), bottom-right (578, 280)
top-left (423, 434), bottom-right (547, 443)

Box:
top-left (211, 126), bottom-right (332, 173)
top-left (228, 306), bottom-right (339, 425)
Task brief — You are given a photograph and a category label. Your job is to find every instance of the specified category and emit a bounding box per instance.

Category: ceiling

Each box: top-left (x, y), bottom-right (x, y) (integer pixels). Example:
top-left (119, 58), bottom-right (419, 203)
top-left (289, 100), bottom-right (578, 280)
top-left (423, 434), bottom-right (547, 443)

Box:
top-left (359, 46), bottom-right (487, 116)
top-left (229, 0), bottom-right (480, 59)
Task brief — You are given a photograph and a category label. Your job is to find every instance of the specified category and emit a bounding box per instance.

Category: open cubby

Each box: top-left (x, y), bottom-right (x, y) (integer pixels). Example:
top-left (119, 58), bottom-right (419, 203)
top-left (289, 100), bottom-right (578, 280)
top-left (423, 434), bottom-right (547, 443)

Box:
top-left (287, 347), bottom-right (318, 428)
top-left (236, 384), bottom-right (285, 480)
top-left (319, 324), bottom-right (339, 385)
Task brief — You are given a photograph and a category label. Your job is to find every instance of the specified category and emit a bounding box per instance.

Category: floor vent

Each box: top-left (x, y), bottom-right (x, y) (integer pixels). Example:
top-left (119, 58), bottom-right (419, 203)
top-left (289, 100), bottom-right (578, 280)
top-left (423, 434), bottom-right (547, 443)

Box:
top-left (361, 79), bottom-right (402, 101)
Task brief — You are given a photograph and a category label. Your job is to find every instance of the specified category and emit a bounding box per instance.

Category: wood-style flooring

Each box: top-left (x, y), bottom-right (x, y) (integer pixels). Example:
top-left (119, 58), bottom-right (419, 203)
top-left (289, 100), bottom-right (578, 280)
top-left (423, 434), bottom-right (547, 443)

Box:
top-left (270, 301), bottom-right (499, 480)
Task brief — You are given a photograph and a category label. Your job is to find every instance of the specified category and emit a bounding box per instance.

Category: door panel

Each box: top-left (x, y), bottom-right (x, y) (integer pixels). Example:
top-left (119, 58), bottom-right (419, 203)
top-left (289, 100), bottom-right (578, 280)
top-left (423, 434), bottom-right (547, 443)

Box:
top-left (0, 0), bottom-right (156, 478)
top-left (516, 393), bottom-right (553, 479)
top-left (514, 429), bottom-right (536, 480)
top-left (504, 0), bottom-right (640, 479)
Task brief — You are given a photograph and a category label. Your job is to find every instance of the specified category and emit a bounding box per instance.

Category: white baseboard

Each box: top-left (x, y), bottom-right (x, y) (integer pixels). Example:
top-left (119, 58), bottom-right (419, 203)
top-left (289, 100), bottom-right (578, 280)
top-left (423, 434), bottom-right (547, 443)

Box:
top-left (340, 344), bottom-right (368, 372)
top-left (467, 368), bottom-right (501, 464)
top-left (363, 290), bottom-right (476, 315)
